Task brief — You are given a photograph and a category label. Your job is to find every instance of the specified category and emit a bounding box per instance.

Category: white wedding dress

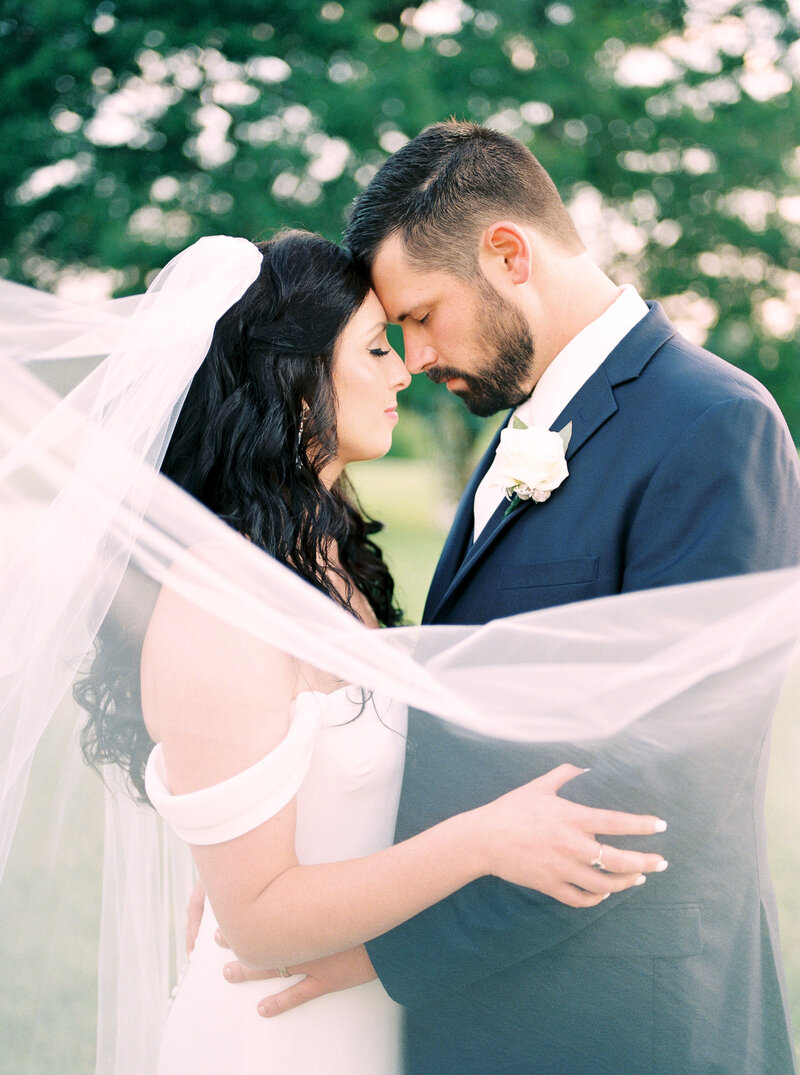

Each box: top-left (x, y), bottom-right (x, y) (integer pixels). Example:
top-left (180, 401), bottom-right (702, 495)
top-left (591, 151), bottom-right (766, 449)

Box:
top-left (144, 687), bottom-right (407, 1074)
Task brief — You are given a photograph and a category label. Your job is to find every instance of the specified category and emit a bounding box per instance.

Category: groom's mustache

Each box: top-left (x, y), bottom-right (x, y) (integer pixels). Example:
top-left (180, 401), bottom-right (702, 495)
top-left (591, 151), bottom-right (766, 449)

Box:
top-left (425, 366), bottom-right (474, 385)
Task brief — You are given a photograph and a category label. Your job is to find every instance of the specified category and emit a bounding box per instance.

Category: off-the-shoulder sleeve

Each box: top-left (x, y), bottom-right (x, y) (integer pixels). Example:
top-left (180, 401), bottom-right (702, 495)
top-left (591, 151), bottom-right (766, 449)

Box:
top-left (144, 704), bottom-right (320, 845)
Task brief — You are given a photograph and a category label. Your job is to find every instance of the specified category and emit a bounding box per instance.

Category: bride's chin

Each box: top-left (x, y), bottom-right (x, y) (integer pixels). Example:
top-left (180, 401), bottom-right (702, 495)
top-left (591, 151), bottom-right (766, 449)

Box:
top-left (371, 438), bottom-right (394, 462)
top-left (353, 437), bottom-right (395, 466)
top-left (332, 443), bottom-right (392, 475)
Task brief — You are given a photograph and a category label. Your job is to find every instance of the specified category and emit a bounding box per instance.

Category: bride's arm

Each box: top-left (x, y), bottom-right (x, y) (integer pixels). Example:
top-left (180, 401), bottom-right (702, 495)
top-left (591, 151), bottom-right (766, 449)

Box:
top-left (143, 587), bottom-right (666, 972)
top-left (197, 764), bottom-right (663, 971)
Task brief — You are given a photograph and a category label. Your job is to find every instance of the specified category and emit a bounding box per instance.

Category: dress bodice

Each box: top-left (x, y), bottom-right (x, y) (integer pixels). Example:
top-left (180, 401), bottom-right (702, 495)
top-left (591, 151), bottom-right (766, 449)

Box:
top-left (148, 686), bottom-right (408, 1074)
top-left (293, 687), bottom-right (408, 862)
top-left (145, 686), bottom-right (407, 857)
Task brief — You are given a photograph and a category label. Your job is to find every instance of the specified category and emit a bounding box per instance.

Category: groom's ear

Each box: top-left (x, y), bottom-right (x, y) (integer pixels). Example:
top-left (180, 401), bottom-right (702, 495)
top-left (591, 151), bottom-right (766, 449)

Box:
top-left (478, 222), bottom-right (532, 287)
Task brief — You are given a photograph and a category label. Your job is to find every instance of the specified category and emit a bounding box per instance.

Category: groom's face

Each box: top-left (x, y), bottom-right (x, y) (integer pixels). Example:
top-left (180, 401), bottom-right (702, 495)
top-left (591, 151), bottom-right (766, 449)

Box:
top-left (371, 235), bottom-right (536, 418)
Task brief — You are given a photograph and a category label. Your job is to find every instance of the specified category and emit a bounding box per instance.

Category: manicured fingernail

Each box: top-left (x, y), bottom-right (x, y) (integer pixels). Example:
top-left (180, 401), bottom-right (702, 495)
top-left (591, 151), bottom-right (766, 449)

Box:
top-left (223, 964), bottom-right (233, 981)
top-left (601, 892), bottom-right (610, 900)
top-left (655, 859), bottom-right (669, 872)
top-left (582, 767), bottom-right (592, 773)
top-left (258, 1004), bottom-right (269, 1018)
top-left (654, 819), bottom-right (667, 832)
top-left (634, 874), bottom-right (647, 886)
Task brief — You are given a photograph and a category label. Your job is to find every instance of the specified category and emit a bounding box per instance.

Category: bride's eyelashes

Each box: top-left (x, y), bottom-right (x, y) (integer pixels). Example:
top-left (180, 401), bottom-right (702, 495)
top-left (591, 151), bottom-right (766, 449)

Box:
top-left (369, 347), bottom-right (390, 357)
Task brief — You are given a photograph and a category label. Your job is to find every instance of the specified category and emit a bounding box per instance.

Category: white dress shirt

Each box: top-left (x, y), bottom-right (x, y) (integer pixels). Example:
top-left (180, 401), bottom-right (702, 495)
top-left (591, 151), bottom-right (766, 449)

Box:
top-left (472, 285), bottom-right (649, 540)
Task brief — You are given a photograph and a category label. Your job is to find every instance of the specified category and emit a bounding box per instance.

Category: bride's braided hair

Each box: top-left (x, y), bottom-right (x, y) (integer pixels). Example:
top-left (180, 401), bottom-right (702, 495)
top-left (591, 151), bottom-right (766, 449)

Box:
top-left (77, 230), bottom-right (402, 801)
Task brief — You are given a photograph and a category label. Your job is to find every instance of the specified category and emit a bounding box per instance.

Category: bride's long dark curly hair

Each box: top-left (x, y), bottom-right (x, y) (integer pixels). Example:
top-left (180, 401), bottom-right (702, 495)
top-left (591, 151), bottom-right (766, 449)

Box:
top-left (77, 230), bottom-right (402, 801)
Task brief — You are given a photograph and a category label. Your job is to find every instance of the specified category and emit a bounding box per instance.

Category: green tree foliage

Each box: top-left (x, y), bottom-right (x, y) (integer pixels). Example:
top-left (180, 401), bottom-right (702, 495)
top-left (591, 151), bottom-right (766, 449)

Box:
top-left (2, 0), bottom-right (799, 442)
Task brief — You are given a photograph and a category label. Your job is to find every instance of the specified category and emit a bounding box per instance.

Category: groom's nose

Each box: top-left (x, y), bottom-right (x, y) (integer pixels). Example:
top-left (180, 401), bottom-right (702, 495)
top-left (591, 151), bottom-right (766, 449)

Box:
top-left (403, 336), bottom-right (438, 375)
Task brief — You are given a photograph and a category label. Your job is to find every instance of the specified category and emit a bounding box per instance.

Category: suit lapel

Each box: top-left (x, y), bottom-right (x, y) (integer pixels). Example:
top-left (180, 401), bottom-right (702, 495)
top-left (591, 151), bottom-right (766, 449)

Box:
top-left (424, 302), bottom-right (677, 623)
top-left (432, 369), bottom-right (618, 616)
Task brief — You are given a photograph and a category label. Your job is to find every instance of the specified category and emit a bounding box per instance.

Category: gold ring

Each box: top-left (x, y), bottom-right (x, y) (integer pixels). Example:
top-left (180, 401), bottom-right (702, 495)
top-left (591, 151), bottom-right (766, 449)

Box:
top-left (277, 966), bottom-right (291, 978)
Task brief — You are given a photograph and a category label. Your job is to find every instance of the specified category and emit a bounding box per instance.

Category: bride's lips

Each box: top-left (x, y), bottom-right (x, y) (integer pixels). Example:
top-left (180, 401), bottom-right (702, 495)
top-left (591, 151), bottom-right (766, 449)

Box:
top-left (385, 405), bottom-right (399, 424)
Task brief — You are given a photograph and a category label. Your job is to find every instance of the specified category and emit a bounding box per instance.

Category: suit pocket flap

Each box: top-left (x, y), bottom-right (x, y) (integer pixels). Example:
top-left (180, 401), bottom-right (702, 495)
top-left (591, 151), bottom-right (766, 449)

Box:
top-left (499, 557), bottom-right (599, 590)
top-left (572, 904), bottom-right (703, 958)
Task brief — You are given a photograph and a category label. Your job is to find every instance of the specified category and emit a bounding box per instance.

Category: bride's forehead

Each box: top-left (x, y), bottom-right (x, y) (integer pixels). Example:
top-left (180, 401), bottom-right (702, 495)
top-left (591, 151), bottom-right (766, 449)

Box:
top-left (362, 289), bottom-right (388, 320)
top-left (343, 291), bottom-right (388, 335)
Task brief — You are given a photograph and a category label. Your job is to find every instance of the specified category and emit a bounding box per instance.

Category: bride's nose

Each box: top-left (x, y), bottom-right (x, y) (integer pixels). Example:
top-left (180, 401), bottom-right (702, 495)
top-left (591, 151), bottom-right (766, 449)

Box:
top-left (389, 350), bottom-right (412, 391)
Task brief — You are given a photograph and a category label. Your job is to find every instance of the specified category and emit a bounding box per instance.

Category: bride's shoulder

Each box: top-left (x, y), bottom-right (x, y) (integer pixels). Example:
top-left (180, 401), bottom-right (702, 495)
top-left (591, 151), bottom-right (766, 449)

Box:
top-left (141, 544), bottom-right (297, 757)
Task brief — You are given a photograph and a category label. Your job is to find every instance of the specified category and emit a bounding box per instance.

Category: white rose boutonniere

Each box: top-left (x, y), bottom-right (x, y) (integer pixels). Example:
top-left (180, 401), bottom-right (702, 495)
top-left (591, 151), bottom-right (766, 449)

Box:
top-left (490, 417), bottom-right (572, 517)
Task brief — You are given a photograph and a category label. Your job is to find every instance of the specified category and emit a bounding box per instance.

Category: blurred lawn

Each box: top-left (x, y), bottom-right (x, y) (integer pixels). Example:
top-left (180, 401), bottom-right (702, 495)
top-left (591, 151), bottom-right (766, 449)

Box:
top-left (349, 457), bottom-right (452, 624)
top-left (0, 457), bottom-right (797, 1070)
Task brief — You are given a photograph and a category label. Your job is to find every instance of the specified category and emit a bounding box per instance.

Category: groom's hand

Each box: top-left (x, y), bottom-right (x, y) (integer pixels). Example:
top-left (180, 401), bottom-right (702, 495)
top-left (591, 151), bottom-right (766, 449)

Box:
top-left (217, 938), bottom-right (377, 1017)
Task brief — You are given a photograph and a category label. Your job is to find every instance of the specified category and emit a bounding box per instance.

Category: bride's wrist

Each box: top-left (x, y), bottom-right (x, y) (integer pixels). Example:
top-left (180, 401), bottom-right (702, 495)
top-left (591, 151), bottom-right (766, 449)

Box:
top-left (445, 805), bottom-right (496, 882)
top-left (462, 797), bottom-right (518, 880)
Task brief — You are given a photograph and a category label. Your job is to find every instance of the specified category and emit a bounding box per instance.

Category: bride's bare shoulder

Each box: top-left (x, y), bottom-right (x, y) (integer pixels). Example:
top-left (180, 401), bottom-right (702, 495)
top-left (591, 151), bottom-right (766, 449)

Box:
top-left (140, 545), bottom-right (297, 770)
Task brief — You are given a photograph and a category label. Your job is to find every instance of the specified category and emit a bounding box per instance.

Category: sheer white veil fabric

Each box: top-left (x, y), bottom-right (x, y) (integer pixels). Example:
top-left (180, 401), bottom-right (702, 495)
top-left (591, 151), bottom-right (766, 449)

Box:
top-left (0, 237), bottom-right (798, 1070)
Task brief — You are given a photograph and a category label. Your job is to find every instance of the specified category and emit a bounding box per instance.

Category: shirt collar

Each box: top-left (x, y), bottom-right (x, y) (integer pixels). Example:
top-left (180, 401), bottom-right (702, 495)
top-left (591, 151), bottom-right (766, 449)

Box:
top-left (515, 284), bottom-right (649, 431)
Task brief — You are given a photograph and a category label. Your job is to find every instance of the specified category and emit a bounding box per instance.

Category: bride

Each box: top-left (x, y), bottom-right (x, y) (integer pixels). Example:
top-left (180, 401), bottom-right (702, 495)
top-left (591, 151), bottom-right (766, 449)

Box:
top-left (63, 230), bottom-right (669, 1073)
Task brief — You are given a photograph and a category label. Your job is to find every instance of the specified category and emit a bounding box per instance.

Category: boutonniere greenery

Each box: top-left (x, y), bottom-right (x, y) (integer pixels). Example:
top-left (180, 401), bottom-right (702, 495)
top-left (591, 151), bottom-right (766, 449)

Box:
top-left (490, 417), bottom-right (572, 517)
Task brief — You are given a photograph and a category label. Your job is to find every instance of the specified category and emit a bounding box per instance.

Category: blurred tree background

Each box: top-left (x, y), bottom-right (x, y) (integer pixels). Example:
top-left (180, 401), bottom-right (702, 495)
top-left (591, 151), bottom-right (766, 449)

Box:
top-left (2, 0), bottom-right (799, 481)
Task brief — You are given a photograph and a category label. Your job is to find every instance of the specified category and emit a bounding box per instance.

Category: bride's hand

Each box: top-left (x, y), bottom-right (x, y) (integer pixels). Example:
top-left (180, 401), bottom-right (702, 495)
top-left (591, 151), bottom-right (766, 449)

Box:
top-left (217, 939), bottom-right (377, 1017)
top-left (475, 763), bottom-right (668, 907)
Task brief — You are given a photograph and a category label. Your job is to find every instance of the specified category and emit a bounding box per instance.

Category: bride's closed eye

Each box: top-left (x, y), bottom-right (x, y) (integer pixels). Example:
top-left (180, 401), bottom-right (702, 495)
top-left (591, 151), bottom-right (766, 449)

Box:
top-left (369, 347), bottom-right (390, 357)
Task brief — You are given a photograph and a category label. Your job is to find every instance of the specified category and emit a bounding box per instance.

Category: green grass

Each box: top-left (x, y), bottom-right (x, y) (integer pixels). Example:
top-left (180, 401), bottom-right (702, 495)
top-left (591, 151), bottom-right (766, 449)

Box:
top-left (349, 457), bottom-right (452, 624)
top-left (1, 457), bottom-right (797, 1069)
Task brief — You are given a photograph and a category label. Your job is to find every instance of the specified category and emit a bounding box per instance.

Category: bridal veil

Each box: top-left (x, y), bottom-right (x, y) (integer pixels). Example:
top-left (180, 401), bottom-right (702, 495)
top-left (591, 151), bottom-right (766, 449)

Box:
top-left (0, 236), bottom-right (797, 1071)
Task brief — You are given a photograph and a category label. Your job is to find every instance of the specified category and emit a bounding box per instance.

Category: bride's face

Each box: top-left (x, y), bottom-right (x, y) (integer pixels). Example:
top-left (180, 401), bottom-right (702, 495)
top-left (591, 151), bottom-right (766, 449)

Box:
top-left (328, 290), bottom-right (410, 472)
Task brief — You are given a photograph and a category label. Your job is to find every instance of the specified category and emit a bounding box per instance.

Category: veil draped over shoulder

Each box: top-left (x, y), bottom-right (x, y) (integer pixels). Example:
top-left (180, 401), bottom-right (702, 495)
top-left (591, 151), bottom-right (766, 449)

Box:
top-left (0, 238), bottom-right (798, 1072)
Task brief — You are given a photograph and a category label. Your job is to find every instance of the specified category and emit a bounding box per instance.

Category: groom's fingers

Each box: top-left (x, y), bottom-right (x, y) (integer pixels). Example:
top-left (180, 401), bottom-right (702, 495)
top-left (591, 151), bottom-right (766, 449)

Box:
top-left (223, 960), bottom-right (286, 983)
top-left (258, 976), bottom-right (325, 1018)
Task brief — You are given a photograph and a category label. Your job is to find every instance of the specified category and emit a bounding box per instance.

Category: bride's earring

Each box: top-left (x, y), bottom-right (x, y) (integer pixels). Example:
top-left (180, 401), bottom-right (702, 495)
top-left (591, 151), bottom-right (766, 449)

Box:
top-left (296, 406), bottom-right (308, 468)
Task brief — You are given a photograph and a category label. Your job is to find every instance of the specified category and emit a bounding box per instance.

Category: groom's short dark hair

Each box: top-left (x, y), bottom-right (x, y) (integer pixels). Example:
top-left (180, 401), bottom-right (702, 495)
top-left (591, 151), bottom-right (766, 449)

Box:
top-left (345, 120), bottom-right (584, 279)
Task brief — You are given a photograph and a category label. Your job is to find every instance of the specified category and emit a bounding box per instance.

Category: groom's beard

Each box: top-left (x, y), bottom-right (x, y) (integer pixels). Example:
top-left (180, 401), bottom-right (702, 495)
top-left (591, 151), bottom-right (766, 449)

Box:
top-left (427, 283), bottom-right (536, 418)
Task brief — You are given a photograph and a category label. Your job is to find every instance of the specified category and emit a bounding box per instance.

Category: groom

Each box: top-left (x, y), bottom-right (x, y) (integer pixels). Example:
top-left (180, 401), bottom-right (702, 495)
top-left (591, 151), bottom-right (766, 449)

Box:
top-left (239, 122), bottom-right (800, 1071)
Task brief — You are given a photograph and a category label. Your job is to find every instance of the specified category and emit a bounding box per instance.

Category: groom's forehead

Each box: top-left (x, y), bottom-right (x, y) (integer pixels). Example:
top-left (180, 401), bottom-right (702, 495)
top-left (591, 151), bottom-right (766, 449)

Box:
top-left (371, 235), bottom-right (448, 321)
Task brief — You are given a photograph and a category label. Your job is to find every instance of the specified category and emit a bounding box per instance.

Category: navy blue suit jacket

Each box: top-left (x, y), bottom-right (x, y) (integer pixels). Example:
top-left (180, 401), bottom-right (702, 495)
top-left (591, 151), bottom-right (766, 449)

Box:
top-left (366, 304), bottom-right (800, 1074)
